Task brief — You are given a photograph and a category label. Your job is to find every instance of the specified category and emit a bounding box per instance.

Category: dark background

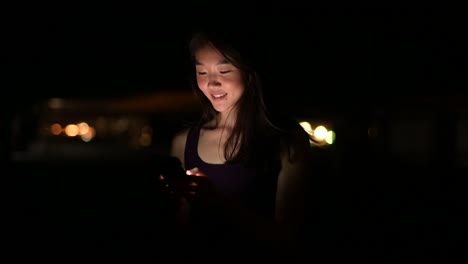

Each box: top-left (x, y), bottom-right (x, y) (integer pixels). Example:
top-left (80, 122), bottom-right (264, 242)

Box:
top-left (4, 6), bottom-right (466, 98)
top-left (2, 5), bottom-right (467, 263)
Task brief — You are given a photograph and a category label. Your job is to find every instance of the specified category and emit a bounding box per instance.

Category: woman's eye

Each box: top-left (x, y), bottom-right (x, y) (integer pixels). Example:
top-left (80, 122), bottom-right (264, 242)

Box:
top-left (197, 72), bottom-right (206, 75)
top-left (220, 70), bottom-right (232, 74)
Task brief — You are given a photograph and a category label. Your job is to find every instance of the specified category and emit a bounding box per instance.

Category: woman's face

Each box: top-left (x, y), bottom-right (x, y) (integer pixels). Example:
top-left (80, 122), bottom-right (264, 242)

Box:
top-left (195, 44), bottom-right (244, 113)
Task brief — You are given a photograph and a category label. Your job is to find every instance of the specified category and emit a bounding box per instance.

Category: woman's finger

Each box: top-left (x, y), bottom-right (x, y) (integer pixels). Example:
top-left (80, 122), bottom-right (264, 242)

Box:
top-left (186, 167), bottom-right (207, 177)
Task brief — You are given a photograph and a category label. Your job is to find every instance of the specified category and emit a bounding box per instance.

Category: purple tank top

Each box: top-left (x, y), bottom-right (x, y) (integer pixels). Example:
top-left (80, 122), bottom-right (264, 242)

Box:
top-left (184, 126), bottom-right (277, 217)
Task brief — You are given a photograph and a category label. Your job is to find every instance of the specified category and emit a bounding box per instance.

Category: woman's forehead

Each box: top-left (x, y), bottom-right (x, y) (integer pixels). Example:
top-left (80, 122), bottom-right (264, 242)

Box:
top-left (195, 45), bottom-right (228, 65)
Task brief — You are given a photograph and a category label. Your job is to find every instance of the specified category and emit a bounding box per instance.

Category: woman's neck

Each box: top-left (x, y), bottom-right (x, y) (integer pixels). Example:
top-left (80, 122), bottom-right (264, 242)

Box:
top-left (216, 108), bottom-right (237, 130)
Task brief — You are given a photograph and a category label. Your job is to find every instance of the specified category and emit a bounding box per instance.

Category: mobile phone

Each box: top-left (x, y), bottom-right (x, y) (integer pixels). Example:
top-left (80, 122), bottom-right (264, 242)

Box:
top-left (158, 156), bottom-right (187, 182)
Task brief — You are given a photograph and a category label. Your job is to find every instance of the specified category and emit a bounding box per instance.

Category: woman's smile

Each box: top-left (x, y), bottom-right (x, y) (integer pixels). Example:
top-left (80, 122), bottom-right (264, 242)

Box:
top-left (211, 93), bottom-right (227, 100)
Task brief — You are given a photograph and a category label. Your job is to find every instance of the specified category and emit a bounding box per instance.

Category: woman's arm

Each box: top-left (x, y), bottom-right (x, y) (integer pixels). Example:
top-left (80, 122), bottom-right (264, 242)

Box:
top-left (170, 129), bottom-right (188, 168)
top-left (237, 128), bottom-right (313, 254)
top-left (273, 141), bottom-right (312, 254)
top-left (167, 129), bottom-right (192, 228)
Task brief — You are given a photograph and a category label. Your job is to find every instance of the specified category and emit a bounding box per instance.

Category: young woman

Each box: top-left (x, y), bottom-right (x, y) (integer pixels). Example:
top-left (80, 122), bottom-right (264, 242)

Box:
top-left (160, 29), bottom-right (315, 261)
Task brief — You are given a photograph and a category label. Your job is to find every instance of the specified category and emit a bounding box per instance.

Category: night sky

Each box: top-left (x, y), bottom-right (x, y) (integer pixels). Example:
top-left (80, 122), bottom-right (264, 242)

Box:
top-left (4, 6), bottom-right (466, 103)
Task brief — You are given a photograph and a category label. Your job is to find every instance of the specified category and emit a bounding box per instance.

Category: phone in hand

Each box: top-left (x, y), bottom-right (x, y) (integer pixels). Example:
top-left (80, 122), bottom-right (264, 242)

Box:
top-left (158, 156), bottom-right (187, 183)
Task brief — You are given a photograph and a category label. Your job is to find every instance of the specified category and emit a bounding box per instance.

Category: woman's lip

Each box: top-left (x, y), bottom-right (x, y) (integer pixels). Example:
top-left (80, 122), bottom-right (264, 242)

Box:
top-left (211, 93), bottom-right (227, 100)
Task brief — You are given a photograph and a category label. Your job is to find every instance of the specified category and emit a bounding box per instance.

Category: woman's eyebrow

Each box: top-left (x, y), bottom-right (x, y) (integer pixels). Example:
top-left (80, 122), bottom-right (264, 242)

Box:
top-left (217, 59), bottom-right (230, 65)
top-left (195, 59), bottom-right (231, 66)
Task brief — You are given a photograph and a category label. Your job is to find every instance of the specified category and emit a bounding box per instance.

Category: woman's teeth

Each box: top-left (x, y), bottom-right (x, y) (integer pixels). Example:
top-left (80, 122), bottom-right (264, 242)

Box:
top-left (213, 93), bottom-right (227, 98)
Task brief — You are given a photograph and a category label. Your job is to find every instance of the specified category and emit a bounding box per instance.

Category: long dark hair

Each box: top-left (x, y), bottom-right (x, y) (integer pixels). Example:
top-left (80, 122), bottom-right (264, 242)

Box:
top-left (187, 30), bottom-right (312, 167)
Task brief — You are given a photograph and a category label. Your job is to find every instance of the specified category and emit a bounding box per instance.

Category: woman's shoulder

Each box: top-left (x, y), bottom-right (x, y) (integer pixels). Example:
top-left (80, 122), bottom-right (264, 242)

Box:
top-left (172, 124), bottom-right (199, 147)
top-left (172, 127), bottom-right (190, 142)
top-left (170, 120), bottom-right (207, 158)
top-left (170, 127), bottom-right (191, 163)
top-left (269, 112), bottom-right (309, 140)
top-left (268, 112), bottom-right (312, 161)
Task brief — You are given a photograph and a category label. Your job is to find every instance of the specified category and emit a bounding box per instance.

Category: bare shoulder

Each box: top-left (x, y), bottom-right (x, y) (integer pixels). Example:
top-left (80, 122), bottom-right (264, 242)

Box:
top-left (274, 125), bottom-right (312, 226)
top-left (281, 120), bottom-right (313, 164)
top-left (278, 134), bottom-right (312, 177)
top-left (277, 120), bottom-right (312, 178)
top-left (170, 128), bottom-right (190, 168)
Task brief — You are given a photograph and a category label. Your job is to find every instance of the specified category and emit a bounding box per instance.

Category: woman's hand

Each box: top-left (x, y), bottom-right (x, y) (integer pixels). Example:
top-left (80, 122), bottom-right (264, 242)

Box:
top-left (158, 167), bottom-right (225, 209)
top-left (184, 167), bottom-right (225, 208)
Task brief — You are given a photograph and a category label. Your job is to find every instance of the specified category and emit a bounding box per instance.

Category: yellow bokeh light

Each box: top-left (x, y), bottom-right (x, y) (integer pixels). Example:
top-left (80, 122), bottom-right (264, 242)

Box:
top-left (299, 121), bottom-right (313, 135)
top-left (314, 125), bottom-right (328, 140)
top-left (325, 130), bottom-right (336, 144)
top-left (300, 121), bottom-right (335, 145)
top-left (65, 124), bottom-right (79, 137)
top-left (77, 122), bottom-right (90, 135)
top-left (81, 127), bottom-right (96, 142)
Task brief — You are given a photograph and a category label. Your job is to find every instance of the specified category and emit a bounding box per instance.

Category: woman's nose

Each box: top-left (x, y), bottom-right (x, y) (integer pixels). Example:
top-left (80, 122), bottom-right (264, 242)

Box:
top-left (208, 76), bottom-right (221, 87)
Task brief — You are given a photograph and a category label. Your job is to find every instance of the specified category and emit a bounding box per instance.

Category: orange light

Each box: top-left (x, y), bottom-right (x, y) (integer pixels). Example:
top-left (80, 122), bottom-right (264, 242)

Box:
top-left (50, 123), bottom-right (62, 135)
top-left (65, 124), bottom-right (79, 137)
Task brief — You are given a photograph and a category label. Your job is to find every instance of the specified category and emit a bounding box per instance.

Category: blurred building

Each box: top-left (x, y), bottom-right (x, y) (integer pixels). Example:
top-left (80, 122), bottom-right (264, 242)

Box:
top-left (7, 90), bottom-right (200, 162)
top-left (5, 92), bottom-right (468, 171)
